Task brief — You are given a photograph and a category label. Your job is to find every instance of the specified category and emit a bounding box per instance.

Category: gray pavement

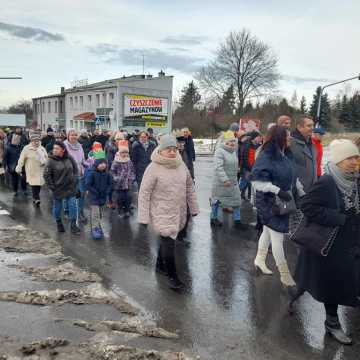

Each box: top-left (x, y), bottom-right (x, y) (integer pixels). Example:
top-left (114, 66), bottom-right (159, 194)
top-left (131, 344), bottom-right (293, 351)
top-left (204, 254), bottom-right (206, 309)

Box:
top-left (0, 156), bottom-right (360, 359)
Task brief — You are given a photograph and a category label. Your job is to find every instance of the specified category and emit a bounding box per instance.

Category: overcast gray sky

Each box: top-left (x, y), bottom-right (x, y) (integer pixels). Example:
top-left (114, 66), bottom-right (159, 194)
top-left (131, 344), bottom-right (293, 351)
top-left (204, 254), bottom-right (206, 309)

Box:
top-left (1, 0), bottom-right (360, 107)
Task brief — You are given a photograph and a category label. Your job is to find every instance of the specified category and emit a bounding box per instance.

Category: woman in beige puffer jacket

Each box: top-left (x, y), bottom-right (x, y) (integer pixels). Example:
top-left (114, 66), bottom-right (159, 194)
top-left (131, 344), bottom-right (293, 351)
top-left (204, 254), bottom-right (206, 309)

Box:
top-left (138, 134), bottom-right (199, 290)
top-left (16, 133), bottom-right (47, 206)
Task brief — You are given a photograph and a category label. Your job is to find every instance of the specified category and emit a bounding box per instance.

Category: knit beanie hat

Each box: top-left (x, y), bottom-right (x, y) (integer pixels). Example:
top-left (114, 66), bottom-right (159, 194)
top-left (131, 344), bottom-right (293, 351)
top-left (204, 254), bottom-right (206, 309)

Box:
top-left (117, 139), bottom-right (129, 153)
top-left (91, 142), bottom-right (106, 160)
top-left (158, 134), bottom-right (177, 151)
top-left (229, 122), bottom-right (240, 132)
top-left (222, 130), bottom-right (236, 142)
top-left (329, 139), bottom-right (359, 164)
top-left (30, 133), bottom-right (41, 141)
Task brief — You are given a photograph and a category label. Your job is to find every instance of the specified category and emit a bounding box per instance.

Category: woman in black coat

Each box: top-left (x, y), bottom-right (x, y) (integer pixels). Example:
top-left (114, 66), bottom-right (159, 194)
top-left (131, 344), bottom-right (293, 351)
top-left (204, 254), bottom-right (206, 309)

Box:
top-left (294, 139), bottom-right (360, 345)
top-left (131, 131), bottom-right (156, 187)
top-left (252, 125), bottom-right (304, 289)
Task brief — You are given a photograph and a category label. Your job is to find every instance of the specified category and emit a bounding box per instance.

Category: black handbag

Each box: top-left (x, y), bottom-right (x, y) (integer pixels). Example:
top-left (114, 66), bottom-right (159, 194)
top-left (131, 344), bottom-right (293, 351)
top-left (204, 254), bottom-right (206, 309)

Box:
top-left (275, 191), bottom-right (297, 215)
top-left (290, 214), bottom-right (339, 256)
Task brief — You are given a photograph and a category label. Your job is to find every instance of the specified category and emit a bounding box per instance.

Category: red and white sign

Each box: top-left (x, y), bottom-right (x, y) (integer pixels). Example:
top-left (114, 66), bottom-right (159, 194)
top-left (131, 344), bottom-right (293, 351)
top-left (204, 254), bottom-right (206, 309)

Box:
top-left (239, 117), bottom-right (261, 132)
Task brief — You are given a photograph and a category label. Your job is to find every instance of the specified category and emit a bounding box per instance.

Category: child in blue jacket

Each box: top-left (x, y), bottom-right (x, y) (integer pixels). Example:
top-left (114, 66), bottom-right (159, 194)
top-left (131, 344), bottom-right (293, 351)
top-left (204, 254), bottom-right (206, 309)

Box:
top-left (85, 157), bottom-right (112, 238)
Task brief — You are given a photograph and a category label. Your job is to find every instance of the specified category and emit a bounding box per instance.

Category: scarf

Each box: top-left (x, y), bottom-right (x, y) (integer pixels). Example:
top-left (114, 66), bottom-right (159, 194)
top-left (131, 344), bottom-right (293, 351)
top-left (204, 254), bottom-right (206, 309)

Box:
top-left (325, 161), bottom-right (360, 212)
top-left (221, 143), bottom-right (236, 153)
top-left (29, 144), bottom-right (47, 165)
top-left (141, 142), bottom-right (149, 151)
top-left (64, 139), bottom-right (81, 151)
top-left (151, 148), bottom-right (182, 169)
top-left (114, 152), bottom-right (130, 163)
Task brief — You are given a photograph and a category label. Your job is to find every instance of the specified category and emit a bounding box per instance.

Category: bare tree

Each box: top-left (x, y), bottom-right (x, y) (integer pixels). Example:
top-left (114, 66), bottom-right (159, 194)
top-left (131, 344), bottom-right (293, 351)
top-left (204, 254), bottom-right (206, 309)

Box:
top-left (197, 29), bottom-right (280, 114)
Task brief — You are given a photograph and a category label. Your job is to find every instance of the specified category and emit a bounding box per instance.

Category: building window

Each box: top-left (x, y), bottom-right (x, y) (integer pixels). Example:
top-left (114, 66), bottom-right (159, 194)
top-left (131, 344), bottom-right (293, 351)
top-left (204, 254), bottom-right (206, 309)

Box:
top-left (102, 93), bottom-right (106, 107)
top-left (42, 102), bottom-right (45, 112)
top-left (70, 97), bottom-right (73, 109)
top-left (96, 94), bottom-right (100, 107)
top-left (109, 93), bottom-right (114, 106)
top-left (60, 100), bottom-right (63, 113)
top-left (48, 101), bottom-right (51, 113)
top-left (55, 101), bottom-right (58, 113)
top-left (75, 96), bottom-right (78, 108)
top-left (80, 96), bottom-right (83, 108)
top-left (88, 95), bottom-right (92, 105)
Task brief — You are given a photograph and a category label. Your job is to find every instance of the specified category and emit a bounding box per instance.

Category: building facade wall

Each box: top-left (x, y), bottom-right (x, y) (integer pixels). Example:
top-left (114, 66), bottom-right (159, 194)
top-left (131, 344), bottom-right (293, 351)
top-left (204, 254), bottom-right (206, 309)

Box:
top-left (33, 95), bottom-right (65, 131)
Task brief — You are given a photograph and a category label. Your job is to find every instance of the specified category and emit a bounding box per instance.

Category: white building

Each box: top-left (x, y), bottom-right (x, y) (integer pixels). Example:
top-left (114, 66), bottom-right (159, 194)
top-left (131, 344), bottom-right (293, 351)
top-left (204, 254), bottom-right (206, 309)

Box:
top-left (33, 89), bottom-right (65, 131)
top-left (33, 72), bottom-right (173, 133)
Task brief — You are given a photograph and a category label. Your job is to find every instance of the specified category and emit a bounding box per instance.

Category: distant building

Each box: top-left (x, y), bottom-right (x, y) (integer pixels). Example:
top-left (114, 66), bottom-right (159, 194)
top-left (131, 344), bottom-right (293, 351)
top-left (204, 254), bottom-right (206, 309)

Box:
top-left (32, 72), bottom-right (173, 133)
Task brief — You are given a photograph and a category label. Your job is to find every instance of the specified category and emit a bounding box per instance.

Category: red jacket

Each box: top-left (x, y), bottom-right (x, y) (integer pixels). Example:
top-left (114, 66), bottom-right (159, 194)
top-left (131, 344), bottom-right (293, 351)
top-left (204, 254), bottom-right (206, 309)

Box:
top-left (312, 138), bottom-right (323, 177)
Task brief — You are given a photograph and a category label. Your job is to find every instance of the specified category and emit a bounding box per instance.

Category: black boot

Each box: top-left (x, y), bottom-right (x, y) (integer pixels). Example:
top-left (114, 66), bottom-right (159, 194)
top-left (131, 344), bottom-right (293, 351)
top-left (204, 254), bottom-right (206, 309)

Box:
top-left (70, 220), bottom-right (81, 235)
top-left (210, 218), bottom-right (223, 227)
top-left (56, 220), bottom-right (65, 233)
top-left (164, 256), bottom-right (184, 290)
top-left (325, 315), bottom-right (352, 345)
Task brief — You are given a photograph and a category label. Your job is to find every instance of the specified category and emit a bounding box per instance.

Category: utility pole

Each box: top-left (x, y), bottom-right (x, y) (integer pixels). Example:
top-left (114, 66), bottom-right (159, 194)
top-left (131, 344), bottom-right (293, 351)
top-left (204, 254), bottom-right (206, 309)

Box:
top-left (316, 74), bottom-right (360, 126)
top-left (142, 55), bottom-right (145, 75)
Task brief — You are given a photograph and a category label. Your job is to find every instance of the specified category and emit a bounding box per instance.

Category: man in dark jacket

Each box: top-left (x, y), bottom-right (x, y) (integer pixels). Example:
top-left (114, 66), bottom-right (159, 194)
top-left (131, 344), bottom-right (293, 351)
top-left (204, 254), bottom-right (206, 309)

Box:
top-left (43, 141), bottom-right (81, 234)
top-left (289, 115), bottom-right (317, 193)
top-left (5, 128), bottom-right (29, 196)
top-left (91, 129), bottom-right (108, 149)
top-left (182, 128), bottom-right (196, 163)
top-left (131, 131), bottom-right (157, 186)
top-left (78, 129), bottom-right (92, 159)
top-left (41, 128), bottom-right (55, 150)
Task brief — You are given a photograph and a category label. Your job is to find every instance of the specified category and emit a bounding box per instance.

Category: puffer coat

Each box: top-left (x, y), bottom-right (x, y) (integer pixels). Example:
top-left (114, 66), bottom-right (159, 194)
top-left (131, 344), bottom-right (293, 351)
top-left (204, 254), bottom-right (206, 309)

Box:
top-left (138, 150), bottom-right (199, 239)
top-left (16, 144), bottom-right (48, 186)
top-left (251, 143), bottom-right (295, 233)
top-left (44, 154), bottom-right (78, 199)
top-left (211, 143), bottom-right (241, 208)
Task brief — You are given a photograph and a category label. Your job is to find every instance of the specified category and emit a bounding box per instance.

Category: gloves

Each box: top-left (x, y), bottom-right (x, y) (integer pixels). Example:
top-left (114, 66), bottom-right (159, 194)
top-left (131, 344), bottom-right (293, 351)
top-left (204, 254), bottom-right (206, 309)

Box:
top-left (192, 213), bottom-right (198, 217)
top-left (278, 190), bottom-right (292, 202)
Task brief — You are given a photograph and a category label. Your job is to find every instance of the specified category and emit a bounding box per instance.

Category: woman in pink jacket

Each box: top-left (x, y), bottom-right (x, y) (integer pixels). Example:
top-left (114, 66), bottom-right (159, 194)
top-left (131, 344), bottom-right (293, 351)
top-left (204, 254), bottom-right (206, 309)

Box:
top-left (138, 134), bottom-right (199, 290)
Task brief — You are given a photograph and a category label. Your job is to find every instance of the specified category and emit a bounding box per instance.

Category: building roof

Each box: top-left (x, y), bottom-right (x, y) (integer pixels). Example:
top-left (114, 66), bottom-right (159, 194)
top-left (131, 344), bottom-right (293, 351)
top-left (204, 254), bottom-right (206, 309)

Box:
top-left (32, 73), bottom-right (173, 100)
top-left (73, 112), bottom-right (96, 121)
top-left (33, 93), bottom-right (64, 101)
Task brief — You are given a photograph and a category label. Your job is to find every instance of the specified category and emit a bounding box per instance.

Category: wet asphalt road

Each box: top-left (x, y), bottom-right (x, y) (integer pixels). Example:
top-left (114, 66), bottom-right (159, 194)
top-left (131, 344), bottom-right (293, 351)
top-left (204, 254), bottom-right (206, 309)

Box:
top-left (1, 156), bottom-right (360, 360)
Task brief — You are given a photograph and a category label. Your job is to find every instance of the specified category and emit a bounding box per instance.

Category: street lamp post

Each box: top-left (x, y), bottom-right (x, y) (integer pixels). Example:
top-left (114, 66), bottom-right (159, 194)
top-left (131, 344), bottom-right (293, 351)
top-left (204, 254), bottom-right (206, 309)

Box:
top-left (316, 74), bottom-right (360, 126)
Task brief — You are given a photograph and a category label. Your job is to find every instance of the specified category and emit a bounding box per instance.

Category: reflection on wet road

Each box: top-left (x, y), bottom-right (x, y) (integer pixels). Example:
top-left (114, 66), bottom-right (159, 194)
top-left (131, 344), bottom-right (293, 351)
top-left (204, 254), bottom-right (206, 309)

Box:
top-left (0, 156), bottom-right (359, 359)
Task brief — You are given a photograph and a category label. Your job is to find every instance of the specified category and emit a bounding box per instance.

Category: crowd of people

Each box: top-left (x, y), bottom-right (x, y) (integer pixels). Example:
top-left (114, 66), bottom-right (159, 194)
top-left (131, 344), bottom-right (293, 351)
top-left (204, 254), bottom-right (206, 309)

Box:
top-left (0, 115), bottom-right (359, 345)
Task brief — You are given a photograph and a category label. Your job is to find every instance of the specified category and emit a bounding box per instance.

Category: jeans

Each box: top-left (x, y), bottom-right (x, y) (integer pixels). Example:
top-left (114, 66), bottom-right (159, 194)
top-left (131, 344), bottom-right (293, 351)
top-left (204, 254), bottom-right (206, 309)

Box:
top-left (53, 196), bottom-right (77, 221)
top-left (116, 190), bottom-right (131, 212)
top-left (211, 201), bottom-right (241, 221)
top-left (31, 185), bottom-right (41, 200)
top-left (63, 176), bottom-right (85, 216)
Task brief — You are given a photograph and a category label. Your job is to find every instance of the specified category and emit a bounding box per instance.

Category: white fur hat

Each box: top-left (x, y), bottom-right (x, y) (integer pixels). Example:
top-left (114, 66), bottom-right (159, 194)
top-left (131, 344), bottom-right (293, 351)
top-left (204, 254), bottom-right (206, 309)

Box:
top-left (329, 139), bottom-right (359, 164)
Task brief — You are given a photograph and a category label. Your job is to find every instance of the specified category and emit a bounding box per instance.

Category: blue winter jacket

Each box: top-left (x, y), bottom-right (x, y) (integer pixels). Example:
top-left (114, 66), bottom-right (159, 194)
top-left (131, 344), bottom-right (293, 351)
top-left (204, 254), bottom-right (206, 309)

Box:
top-left (251, 142), bottom-right (295, 233)
top-left (85, 160), bottom-right (113, 206)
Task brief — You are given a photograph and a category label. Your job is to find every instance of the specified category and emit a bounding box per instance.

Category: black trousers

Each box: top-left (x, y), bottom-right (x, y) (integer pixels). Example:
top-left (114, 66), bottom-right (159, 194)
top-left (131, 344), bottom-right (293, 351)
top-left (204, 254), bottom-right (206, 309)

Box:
top-left (156, 236), bottom-right (178, 279)
top-left (31, 185), bottom-right (41, 201)
top-left (116, 190), bottom-right (131, 212)
top-left (324, 303), bottom-right (338, 317)
top-left (11, 171), bottom-right (27, 193)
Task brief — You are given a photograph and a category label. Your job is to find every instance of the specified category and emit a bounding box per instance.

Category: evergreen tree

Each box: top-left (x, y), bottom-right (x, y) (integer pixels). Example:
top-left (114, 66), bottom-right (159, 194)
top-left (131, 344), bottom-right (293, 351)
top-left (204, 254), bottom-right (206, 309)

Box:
top-left (299, 96), bottom-right (307, 114)
top-left (243, 101), bottom-right (254, 114)
top-left (179, 81), bottom-right (201, 111)
top-left (349, 92), bottom-right (360, 130)
top-left (309, 87), bottom-right (331, 128)
top-left (218, 85), bottom-right (236, 114)
top-left (339, 95), bottom-right (352, 129)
